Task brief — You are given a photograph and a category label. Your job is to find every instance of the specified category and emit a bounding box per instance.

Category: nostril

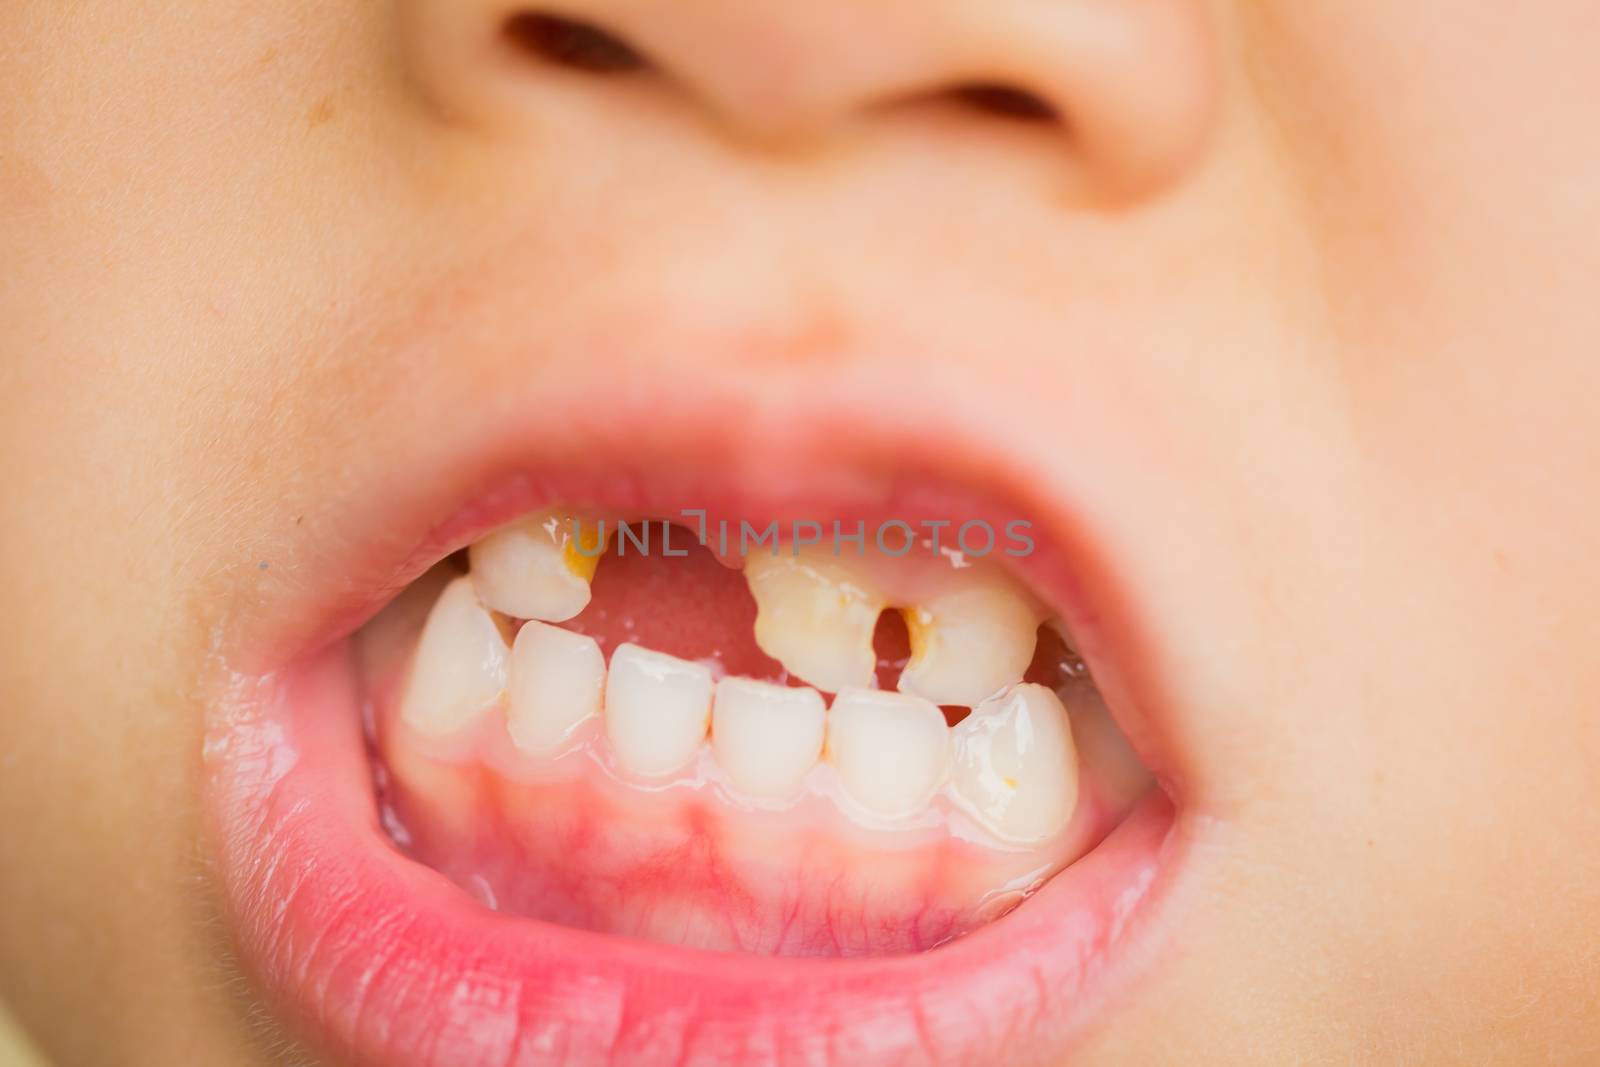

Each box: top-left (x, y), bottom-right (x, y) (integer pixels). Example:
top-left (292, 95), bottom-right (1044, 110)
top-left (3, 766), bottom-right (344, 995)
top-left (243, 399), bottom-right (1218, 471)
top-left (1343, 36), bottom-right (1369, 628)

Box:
top-left (948, 83), bottom-right (1061, 124)
top-left (503, 11), bottom-right (649, 75)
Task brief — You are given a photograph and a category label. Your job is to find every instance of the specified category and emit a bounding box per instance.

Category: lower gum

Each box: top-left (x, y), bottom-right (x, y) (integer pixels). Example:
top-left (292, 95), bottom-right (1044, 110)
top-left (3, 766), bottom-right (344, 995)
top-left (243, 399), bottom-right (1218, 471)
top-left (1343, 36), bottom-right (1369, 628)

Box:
top-left (376, 728), bottom-right (1095, 956)
top-left (358, 558), bottom-right (1150, 957)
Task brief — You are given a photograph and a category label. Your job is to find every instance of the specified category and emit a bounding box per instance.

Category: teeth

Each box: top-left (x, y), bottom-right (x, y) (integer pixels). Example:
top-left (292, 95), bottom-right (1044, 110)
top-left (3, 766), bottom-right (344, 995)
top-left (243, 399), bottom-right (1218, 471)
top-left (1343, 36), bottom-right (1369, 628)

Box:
top-left (399, 576), bottom-right (510, 736)
top-left (950, 684), bottom-right (1079, 845)
top-left (506, 622), bottom-right (606, 755)
top-left (604, 644), bottom-right (713, 778)
top-left (711, 678), bottom-right (826, 800)
top-left (744, 550), bottom-right (884, 693)
top-left (468, 512), bottom-right (606, 623)
top-left (898, 578), bottom-right (1043, 707)
top-left (826, 688), bottom-right (950, 818)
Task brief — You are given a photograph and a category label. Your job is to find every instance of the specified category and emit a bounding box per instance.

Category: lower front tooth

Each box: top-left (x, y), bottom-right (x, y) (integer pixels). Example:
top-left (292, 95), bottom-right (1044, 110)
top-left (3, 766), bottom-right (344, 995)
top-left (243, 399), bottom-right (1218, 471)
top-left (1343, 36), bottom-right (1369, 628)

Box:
top-left (949, 683), bottom-right (1079, 845)
top-left (711, 678), bottom-right (826, 800)
top-left (399, 575), bottom-right (510, 736)
top-left (506, 622), bottom-right (605, 755)
top-left (604, 644), bottom-right (713, 778)
top-left (826, 688), bottom-right (951, 819)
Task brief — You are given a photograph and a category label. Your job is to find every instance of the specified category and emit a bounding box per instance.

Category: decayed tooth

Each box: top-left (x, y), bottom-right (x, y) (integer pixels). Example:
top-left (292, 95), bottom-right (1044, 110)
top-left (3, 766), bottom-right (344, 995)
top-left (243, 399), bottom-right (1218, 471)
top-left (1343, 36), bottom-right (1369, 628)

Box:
top-left (744, 551), bottom-right (884, 693)
top-left (604, 644), bottom-right (713, 778)
top-left (950, 683), bottom-right (1079, 845)
top-left (711, 678), bottom-right (826, 800)
top-left (898, 578), bottom-right (1043, 707)
top-left (826, 688), bottom-right (951, 818)
top-left (468, 511), bottom-right (606, 623)
top-left (506, 622), bottom-right (606, 755)
top-left (399, 575), bottom-right (510, 736)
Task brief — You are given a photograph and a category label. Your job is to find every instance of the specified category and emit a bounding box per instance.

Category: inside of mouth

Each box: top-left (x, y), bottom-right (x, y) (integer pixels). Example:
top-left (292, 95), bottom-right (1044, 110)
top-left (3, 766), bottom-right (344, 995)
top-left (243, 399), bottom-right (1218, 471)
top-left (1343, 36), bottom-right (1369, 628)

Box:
top-left (355, 511), bottom-right (1155, 957)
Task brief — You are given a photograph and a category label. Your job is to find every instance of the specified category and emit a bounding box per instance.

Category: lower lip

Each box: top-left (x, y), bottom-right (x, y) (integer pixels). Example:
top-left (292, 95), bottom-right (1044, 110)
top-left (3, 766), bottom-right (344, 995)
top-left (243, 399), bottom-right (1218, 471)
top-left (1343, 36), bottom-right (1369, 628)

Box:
top-left (204, 639), bottom-right (1180, 1066)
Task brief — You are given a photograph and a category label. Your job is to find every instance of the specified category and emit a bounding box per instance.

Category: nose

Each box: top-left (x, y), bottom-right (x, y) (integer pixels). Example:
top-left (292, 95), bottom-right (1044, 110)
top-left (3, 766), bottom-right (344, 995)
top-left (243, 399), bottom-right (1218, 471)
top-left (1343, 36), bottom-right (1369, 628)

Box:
top-left (399, 0), bottom-right (1217, 203)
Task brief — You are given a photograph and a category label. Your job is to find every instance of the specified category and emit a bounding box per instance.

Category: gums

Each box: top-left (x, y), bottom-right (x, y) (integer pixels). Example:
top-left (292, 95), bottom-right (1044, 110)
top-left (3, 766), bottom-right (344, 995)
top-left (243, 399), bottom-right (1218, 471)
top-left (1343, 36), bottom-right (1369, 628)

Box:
top-left (357, 528), bottom-right (1149, 957)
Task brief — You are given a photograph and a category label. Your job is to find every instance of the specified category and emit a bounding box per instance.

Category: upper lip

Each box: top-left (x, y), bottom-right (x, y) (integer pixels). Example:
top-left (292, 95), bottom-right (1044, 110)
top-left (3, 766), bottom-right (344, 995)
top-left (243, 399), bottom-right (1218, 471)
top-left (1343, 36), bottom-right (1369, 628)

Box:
top-left (199, 357), bottom-right (1191, 1066)
top-left (212, 363), bottom-right (1162, 726)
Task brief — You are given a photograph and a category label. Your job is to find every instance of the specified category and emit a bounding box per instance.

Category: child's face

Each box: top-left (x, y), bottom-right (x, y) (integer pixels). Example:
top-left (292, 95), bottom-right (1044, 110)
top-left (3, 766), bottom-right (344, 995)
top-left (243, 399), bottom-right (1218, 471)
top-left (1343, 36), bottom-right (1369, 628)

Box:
top-left (3, 2), bottom-right (1599, 1065)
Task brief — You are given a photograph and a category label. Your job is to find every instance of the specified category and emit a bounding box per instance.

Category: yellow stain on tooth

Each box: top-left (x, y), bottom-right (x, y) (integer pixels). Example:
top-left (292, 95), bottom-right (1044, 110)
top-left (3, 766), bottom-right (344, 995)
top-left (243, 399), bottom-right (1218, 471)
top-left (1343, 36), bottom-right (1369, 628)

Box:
top-left (901, 606), bottom-right (933, 664)
top-left (745, 552), bottom-right (885, 694)
top-left (471, 512), bottom-right (603, 624)
top-left (562, 519), bottom-right (607, 582)
top-left (896, 575), bottom-right (1045, 707)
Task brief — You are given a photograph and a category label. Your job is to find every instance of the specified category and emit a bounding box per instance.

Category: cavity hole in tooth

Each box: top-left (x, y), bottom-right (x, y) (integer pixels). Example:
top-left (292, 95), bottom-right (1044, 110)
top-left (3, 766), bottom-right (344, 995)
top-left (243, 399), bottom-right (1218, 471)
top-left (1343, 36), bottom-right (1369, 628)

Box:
top-left (870, 609), bottom-right (911, 691)
top-left (503, 12), bottom-right (651, 74)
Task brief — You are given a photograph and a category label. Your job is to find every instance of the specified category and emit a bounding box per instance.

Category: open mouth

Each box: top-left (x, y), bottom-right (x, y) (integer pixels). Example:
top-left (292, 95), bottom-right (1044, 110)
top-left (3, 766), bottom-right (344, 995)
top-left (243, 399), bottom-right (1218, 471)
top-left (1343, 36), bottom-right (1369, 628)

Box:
top-left (201, 403), bottom-right (1188, 1066)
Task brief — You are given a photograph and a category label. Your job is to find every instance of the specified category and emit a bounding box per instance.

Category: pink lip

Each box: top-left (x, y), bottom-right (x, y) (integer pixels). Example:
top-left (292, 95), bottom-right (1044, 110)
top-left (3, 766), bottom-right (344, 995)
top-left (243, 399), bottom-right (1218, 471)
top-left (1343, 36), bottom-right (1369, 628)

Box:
top-left (208, 641), bottom-right (1176, 1066)
top-left (198, 384), bottom-right (1193, 1065)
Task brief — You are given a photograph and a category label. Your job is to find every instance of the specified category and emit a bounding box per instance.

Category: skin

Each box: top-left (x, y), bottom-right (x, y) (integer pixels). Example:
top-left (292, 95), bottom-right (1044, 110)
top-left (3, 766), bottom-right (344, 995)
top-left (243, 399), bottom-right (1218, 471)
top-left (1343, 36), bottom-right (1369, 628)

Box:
top-left (2, 0), bottom-right (1599, 1063)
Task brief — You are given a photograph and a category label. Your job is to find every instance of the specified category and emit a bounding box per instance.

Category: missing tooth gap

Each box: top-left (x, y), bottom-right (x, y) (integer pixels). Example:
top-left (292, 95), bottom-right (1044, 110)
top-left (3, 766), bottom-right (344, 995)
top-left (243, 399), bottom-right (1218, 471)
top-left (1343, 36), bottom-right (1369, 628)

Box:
top-left (503, 12), bottom-right (649, 74)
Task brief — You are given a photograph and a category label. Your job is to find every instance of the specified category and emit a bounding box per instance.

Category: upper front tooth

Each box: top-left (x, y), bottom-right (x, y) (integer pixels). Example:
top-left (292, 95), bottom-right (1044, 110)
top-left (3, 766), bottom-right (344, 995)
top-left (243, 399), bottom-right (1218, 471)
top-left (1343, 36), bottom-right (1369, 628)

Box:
top-left (468, 512), bottom-right (605, 623)
top-left (898, 578), bottom-right (1043, 707)
top-left (711, 678), bottom-right (826, 800)
top-left (826, 688), bottom-right (951, 819)
top-left (399, 575), bottom-right (510, 736)
top-left (743, 550), bottom-right (885, 694)
top-left (506, 621), bottom-right (606, 755)
top-left (604, 644), bottom-right (713, 778)
top-left (949, 683), bottom-right (1079, 845)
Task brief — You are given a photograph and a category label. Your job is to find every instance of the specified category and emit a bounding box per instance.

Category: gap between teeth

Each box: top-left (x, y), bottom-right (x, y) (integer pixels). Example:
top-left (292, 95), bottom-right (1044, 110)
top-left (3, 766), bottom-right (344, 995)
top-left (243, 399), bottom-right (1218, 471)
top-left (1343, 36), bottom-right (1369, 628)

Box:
top-left (744, 543), bottom-right (1050, 708)
top-left (402, 566), bottom-right (1082, 847)
top-left (471, 511), bottom-right (1051, 707)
